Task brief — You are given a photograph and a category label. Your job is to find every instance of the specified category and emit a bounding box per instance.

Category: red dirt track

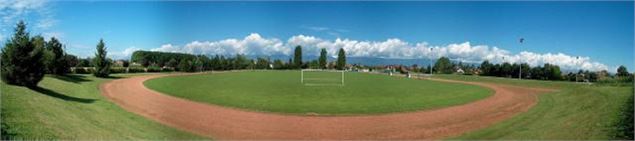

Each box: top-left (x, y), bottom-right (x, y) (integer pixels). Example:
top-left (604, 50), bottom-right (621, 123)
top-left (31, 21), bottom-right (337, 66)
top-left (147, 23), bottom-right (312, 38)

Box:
top-left (100, 73), bottom-right (554, 140)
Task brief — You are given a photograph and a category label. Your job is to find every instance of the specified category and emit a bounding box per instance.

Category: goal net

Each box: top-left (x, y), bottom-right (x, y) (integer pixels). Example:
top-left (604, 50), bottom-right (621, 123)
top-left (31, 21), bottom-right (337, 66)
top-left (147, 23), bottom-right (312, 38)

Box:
top-left (301, 69), bottom-right (345, 86)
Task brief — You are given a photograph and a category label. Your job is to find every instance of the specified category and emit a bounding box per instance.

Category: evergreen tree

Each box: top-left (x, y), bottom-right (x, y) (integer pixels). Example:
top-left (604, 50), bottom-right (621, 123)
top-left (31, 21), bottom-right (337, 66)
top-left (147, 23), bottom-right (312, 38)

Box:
top-left (92, 39), bottom-right (110, 77)
top-left (336, 48), bottom-right (346, 70)
top-left (46, 37), bottom-right (69, 75)
top-left (0, 21), bottom-right (45, 88)
top-left (319, 48), bottom-right (327, 69)
top-left (294, 46), bottom-right (302, 69)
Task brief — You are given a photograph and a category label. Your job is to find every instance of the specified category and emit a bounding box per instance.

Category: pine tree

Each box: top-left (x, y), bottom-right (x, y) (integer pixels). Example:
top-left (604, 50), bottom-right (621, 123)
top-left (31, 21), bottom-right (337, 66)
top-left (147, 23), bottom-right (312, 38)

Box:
top-left (319, 48), bottom-right (327, 69)
top-left (294, 46), bottom-right (302, 69)
top-left (336, 48), bottom-right (346, 70)
top-left (93, 39), bottom-right (110, 77)
top-left (0, 21), bottom-right (46, 88)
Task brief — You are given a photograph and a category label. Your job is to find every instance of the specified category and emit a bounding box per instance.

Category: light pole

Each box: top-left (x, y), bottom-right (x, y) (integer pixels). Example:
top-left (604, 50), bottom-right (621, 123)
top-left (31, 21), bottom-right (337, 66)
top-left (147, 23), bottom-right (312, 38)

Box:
top-left (519, 38), bottom-right (524, 80)
top-left (430, 48), bottom-right (433, 75)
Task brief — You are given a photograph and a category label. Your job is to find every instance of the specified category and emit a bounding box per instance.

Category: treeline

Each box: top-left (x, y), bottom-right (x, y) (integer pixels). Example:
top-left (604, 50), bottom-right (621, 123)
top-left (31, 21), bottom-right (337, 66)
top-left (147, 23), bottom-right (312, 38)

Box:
top-left (128, 46), bottom-right (348, 72)
top-left (1, 21), bottom-right (113, 88)
top-left (424, 57), bottom-right (633, 83)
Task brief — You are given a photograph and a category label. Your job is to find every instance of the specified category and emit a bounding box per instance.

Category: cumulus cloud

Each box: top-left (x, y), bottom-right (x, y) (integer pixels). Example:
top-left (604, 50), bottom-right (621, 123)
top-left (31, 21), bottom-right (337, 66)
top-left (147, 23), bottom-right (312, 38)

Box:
top-left (153, 33), bottom-right (290, 56)
top-left (151, 33), bottom-right (610, 71)
top-left (109, 46), bottom-right (142, 60)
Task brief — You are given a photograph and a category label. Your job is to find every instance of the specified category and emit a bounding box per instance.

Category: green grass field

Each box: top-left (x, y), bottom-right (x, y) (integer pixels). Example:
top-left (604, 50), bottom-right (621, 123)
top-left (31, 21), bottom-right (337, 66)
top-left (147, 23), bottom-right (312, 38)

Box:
top-left (1, 74), bottom-right (205, 140)
top-left (3, 72), bottom-right (631, 140)
top-left (144, 71), bottom-right (493, 115)
top-left (433, 75), bottom-right (634, 140)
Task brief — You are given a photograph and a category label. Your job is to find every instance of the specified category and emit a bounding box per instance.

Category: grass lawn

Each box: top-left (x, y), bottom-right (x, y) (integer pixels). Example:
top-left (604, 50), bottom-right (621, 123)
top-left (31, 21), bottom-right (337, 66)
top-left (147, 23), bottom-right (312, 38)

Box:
top-left (144, 71), bottom-right (493, 115)
top-left (1, 74), bottom-right (205, 140)
top-left (433, 74), bottom-right (634, 140)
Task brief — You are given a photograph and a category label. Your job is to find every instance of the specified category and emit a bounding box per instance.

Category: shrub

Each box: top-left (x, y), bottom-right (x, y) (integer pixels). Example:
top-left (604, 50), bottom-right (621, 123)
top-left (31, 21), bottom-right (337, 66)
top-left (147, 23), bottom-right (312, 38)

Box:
top-left (110, 67), bottom-right (127, 74)
top-left (147, 65), bottom-right (162, 72)
top-left (127, 67), bottom-right (145, 73)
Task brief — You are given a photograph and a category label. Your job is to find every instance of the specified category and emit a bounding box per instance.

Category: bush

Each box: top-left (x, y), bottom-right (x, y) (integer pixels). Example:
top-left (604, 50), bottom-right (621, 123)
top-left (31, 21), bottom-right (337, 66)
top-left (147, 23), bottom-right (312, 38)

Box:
top-left (147, 66), bottom-right (162, 72)
top-left (110, 67), bottom-right (127, 74)
top-left (128, 67), bottom-right (145, 73)
top-left (161, 67), bottom-right (175, 72)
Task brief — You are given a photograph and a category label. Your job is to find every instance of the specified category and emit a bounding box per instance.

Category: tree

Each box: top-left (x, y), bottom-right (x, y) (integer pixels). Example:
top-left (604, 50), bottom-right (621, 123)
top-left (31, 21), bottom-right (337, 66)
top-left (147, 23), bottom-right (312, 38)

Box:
top-left (93, 39), bottom-right (110, 77)
top-left (287, 58), bottom-right (293, 69)
top-left (0, 21), bottom-right (46, 88)
top-left (433, 57), bottom-right (452, 74)
top-left (233, 54), bottom-right (249, 69)
top-left (480, 60), bottom-right (493, 76)
top-left (617, 65), bottom-right (630, 77)
top-left (255, 57), bottom-right (270, 69)
top-left (65, 54), bottom-right (79, 68)
top-left (166, 58), bottom-right (178, 68)
top-left (541, 63), bottom-right (561, 80)
top-left (273, 59), bottom-right (285, 69)
top-left (319, 48), bottom-right (327, 69)
top-left (336, 48), bottom-right (346, 70)
top-left (294, 46), bottom-right (302, 69)
top-left (130, 50), bottom-right (196, 68)
top-left (122, 60), bottom-right (130, 68)
top-left (178, 59), bottom-right (194, 72)
top-left (501, 62), bottom-right (513, 77)
top-left (77, 58), bottom-right (91, 67)
top-left (45, 37), bottom-right (69, 75)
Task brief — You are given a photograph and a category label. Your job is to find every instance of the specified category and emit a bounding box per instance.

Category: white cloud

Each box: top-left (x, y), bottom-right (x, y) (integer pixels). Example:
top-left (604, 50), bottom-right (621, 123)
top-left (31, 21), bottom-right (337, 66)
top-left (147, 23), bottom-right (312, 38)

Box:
top-left (154, 33), bottom-right (289, 56)
top-left (151, 33), bottom-right (611, 72)
top-left (42, 31), bottom-right (63, 39)
top-left (1, 0), bottom-right (50, 27)
top-left (151, 44), bottom-right (181, 53)
top-left (1, 0), bottom-right (63, 45)
top-left (109, 46), bottom-right (142, 60)
top-left (36, 17), bottom-right (56, 29)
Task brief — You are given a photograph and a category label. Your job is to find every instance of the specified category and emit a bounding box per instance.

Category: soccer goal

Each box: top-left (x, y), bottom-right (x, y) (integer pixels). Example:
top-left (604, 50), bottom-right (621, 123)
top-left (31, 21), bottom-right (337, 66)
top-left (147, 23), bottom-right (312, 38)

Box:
top-left (301, 69), bottom-right (345, 86)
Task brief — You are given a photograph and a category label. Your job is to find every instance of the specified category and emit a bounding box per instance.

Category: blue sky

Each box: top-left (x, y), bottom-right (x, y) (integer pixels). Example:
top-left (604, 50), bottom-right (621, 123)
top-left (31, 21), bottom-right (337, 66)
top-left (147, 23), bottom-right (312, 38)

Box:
top-left (1, 1), bottom-right (633, 72)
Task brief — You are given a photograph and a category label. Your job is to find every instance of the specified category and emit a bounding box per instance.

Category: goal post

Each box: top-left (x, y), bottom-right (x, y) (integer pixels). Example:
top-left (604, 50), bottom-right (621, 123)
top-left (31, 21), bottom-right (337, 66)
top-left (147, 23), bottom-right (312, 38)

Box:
top-left (301, 69), bottom-right (345, 86)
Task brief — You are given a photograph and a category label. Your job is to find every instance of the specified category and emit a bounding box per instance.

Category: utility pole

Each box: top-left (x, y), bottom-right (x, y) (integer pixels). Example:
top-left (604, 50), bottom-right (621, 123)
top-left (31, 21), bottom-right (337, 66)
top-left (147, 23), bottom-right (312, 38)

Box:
top-left (519, 38), bottom-right (524, 80)
top-left (430, 48), bottom-right (433, 75)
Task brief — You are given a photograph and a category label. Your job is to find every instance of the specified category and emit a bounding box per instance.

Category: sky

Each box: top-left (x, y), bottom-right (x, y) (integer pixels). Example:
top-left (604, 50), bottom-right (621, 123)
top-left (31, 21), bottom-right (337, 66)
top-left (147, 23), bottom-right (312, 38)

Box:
top-left (0, 1), bottom-right (633, 72)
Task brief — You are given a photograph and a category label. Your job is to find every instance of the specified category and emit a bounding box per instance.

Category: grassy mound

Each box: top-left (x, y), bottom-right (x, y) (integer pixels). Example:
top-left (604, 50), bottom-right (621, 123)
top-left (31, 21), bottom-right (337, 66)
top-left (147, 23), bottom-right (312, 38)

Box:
top-left (1, 74), bottom-right (204, 140)
top-left (434, 75), bottom-right (634, 140)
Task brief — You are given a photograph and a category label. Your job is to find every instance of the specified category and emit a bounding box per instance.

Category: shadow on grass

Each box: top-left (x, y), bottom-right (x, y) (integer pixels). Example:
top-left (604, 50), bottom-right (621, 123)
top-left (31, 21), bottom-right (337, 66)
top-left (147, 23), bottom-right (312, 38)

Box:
top-left (29, 86), bottom-right (97, 104)
top-left (51, 74), bottom-right (92, 83)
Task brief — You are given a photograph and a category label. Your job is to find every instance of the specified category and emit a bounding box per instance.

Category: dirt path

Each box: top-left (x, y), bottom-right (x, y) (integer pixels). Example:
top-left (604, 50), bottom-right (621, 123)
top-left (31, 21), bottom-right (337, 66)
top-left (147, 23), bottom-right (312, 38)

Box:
top-left (100, 73), bottom-right (554, 140)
